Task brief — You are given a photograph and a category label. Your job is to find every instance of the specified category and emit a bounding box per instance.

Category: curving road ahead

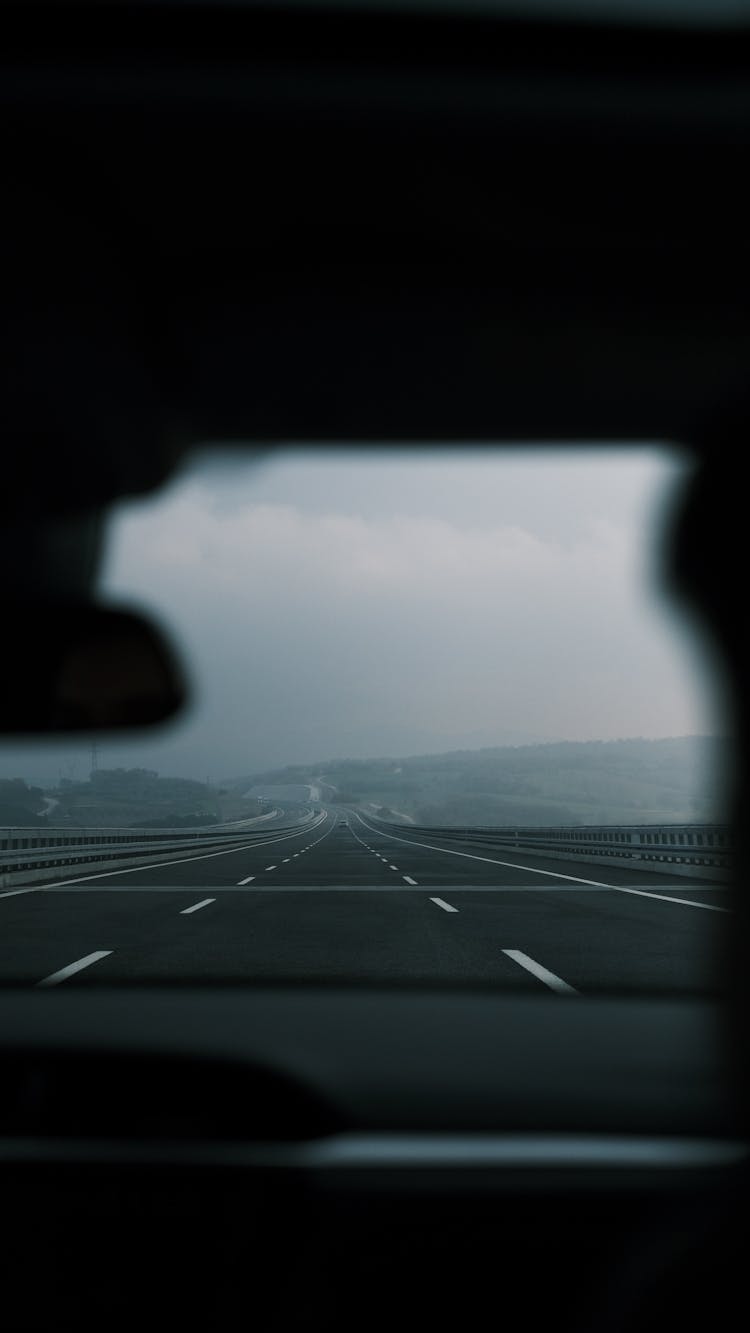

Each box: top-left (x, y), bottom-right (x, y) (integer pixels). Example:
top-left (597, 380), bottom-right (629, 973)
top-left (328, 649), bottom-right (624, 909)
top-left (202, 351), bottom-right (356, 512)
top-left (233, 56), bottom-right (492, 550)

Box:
top-left (0, 808), bottom-right (728, 992)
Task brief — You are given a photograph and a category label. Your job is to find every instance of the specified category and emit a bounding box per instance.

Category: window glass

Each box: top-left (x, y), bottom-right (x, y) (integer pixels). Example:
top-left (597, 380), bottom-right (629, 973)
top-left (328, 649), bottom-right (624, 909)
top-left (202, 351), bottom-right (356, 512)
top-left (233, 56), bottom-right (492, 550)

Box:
top-left (0, 446), bottom-right (729, 993)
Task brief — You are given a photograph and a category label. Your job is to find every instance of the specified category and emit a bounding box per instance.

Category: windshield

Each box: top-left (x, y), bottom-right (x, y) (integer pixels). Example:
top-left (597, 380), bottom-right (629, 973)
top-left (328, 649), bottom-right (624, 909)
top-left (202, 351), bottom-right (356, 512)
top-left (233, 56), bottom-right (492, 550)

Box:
top-left (0, 445), bottom-right (729, 993)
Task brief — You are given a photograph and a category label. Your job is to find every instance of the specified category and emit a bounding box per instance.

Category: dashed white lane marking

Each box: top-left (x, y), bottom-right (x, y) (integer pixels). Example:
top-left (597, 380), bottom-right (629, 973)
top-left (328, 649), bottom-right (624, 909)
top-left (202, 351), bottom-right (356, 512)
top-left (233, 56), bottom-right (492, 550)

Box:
top-left (403, 876), bottom-right (418, 885)
top-left (389, 865), bottom-right (399, 871)
top-left (503, 949), bottom-right (578, 995)
top-left (293, 854), bottom-right (299, 858)
top-left (237, 875), bottom-right (255, 885)
top-left (282, 858), bottom-right (291, 863)
top-left (264, 865), bottom-right (277, 871)
top-left (27, 817), bottom-right (330, 890)
top-left (180, 898), bottom-right (216, 915)
top-left (430, 897), bottom-right (458, 913)
top-left (0, 888), bottom-right (37, 899)
top-left (37, 951), bottom-right (113, 988)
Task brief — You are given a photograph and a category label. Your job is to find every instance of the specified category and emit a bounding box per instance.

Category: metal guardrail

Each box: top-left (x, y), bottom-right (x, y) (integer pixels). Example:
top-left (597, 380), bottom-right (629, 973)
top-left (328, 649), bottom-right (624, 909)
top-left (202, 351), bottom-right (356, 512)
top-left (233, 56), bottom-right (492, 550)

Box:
top-left (0, 808), bottom-right (324, 888)
top-left (364, 819), bottom-right (732, 880)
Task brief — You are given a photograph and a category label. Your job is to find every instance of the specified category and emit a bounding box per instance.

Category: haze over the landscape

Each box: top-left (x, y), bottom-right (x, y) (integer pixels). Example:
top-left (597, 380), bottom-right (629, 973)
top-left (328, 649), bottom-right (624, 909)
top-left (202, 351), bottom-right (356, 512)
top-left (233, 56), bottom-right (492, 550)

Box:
top-left (0, 445), bottom-right (722, 789)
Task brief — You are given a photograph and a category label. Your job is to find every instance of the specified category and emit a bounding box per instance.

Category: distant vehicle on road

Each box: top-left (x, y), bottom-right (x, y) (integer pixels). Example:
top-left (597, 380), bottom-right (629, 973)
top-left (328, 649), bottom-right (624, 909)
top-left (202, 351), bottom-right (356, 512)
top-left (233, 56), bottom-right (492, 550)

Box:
top-left (339, 820), bottom-right (347, 827)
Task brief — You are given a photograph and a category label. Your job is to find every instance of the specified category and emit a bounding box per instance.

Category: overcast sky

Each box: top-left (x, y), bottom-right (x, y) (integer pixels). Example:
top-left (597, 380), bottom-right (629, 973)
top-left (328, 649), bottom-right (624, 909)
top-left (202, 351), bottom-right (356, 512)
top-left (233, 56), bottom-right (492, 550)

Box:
top-left (1, 444), bottom-right (723, 787)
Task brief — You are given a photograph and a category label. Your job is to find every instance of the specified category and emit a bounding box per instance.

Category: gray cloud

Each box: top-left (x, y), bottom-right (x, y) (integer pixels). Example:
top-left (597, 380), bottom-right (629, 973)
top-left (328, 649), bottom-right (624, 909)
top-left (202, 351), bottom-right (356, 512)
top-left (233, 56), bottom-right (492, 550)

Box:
top-left (0, 446), bottom-right (721, 785)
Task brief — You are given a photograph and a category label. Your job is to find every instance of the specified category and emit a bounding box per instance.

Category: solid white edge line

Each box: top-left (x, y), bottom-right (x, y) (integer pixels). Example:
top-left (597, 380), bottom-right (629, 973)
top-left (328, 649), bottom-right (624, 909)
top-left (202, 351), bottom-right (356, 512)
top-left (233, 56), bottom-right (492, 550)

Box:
top-left (503, 949), bottom-right (578, 995)
top-left (180, 898), bottom-right (216, 914)
top-left (430, 897), bottom-right (458, 913)
top-left (353, 812), bottom-right (727, 908)
top-left (0, 888), bottom-right (37, 899)
top-left (37, 950), bottom-right (113, 988)
top-left (611, 885), bottom-right (729, 913)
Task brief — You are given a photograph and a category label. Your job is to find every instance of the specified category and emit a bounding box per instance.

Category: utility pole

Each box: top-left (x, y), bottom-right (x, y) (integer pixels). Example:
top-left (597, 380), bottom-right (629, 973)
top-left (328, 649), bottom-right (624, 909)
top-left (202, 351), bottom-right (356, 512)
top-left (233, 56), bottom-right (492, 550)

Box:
top-left (90, 743), bottom-right (99, 776)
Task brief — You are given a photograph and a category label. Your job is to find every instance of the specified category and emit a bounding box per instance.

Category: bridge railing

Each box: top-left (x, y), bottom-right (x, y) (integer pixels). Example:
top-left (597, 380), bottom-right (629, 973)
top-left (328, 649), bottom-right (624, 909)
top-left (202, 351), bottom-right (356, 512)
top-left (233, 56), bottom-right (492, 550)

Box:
top-left (0, 807), bottom-right (324, 889)
top-left (362, 817), bottom-right (732, 880)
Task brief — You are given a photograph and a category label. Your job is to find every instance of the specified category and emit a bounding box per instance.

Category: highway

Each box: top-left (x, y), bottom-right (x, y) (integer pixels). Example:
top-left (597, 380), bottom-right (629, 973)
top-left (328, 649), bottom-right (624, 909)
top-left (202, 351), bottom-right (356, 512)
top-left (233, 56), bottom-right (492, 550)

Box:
top-left (0, 809), bottom-right (728, 992)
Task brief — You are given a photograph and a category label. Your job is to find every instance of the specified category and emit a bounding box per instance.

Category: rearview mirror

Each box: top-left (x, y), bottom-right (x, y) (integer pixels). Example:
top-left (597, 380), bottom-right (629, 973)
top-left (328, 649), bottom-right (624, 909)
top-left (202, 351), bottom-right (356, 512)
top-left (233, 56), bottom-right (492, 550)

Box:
top-left (1, 605), bottom-right (187, 733)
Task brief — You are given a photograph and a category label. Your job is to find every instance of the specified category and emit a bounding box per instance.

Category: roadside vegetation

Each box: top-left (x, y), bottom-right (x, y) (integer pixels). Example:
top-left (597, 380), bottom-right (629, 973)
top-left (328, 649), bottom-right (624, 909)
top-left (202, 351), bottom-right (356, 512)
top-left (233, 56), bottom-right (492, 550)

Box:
top-left (1, 769), bottom-right (267, 829)
top-left (0, 778), bottom-right (49, 827)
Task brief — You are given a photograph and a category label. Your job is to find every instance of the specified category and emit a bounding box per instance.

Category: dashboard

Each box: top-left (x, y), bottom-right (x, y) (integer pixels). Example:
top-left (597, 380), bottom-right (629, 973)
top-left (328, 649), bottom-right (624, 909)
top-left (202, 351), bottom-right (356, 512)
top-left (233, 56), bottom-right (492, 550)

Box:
top-left (0, 987), bottom-right (744, 1330)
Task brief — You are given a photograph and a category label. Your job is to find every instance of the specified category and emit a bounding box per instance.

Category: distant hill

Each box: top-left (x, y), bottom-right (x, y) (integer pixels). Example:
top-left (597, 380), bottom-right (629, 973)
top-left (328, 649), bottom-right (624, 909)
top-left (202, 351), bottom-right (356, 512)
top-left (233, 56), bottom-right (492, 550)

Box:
top-left (0, 778), bottom-right (48, 826)
top-left (5, 740), bottom-right (724, 832)
top-left (231, 736), bottom-right (726, 826)
top-left (25, 767), bottom-right (264, 829)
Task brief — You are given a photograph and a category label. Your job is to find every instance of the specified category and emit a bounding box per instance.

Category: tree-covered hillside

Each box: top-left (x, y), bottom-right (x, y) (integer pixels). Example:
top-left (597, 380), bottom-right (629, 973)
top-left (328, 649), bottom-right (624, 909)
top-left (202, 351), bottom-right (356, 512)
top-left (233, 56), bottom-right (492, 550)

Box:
top-left (233, 736), bottom-right (726, 826)
top-left (21, 768), bottom-right (260, 829)
top-left (49, 768), bottom-right (221, 828)
top-left (0, 779), bottom-right (48, 826)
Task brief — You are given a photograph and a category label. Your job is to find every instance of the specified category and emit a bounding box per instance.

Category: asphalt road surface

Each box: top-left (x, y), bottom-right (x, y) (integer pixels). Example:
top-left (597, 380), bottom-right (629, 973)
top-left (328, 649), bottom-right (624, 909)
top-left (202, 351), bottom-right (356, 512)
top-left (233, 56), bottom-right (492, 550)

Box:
top-left (0, 809), bottom-right (728, 992)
